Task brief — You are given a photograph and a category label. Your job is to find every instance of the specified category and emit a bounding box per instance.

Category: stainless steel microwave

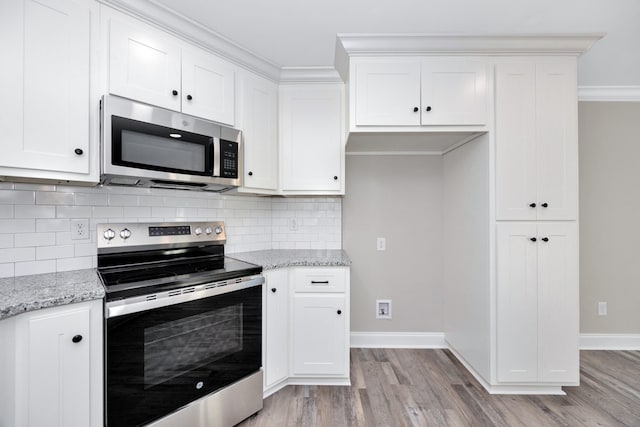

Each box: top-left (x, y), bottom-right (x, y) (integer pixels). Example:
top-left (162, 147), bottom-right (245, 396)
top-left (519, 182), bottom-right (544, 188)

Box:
top-left (101, 95), bottom-right (242, 192)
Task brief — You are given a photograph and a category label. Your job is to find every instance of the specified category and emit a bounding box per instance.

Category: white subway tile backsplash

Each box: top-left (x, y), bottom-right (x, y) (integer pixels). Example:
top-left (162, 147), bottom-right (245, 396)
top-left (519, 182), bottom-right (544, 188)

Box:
top-left (0, 184), bottom-right (341, 276)
top-left (36, 244), bottom-right (75, 260)
top-left (0, 219), bottom-right (36, 233)
top-left (14, 260), bottom-right (56, 276)
top-left (15, 232), bottom-right (56, 247)
top-left (0, 190), bottom-right (35, 205)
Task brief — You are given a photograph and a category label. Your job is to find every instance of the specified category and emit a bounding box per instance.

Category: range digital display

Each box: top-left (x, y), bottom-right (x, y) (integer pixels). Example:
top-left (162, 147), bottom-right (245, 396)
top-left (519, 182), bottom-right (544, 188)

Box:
top-left (148, 225), bottom-right (191, 236)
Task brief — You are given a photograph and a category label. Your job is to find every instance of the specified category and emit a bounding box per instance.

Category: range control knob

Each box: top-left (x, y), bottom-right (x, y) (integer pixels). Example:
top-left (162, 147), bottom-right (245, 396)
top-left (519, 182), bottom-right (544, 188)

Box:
top-left (205, 227), bottom-right (213, 235)
top-left (103, 228), bottom-right (116, 241)
top-left (194, 227), bottom-right (203, 236)
top-left (120, 228), bottom-right (131, 240)
top-left (215, 226), bottom-right (223, 235)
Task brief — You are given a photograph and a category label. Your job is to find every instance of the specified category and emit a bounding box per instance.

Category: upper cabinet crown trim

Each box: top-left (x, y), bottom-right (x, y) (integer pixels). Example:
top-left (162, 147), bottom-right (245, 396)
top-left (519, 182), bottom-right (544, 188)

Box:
top-left (101, 0), bottom-right (282, 82)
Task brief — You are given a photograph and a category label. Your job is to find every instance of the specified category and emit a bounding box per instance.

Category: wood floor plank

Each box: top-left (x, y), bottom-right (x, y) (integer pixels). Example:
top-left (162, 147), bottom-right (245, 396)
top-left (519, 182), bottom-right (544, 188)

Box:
top-left (237, 350), bottom-right (640, 427)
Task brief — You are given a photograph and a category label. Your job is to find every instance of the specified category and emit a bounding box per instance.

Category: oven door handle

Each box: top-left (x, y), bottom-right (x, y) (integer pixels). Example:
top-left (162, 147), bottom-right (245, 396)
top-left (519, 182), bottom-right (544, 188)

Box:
top-left (106, 274), bottom-right (264, 318)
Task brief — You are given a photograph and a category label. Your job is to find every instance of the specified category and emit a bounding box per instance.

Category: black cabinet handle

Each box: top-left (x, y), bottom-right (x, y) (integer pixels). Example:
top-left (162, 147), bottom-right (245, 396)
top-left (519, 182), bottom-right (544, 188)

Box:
top-left (271, 288), bottom-right (276, 293)
top-left (530, 237), bottom-right (537, 242)
top-left (333, 176), bottom-right (338, 180)
top-left (413, 107), bottom-right (419, 112)
top-left (311, 280), bottom-right (329, 284)
top-left (425, 106), bottom-right (432, 112)
top-left (248, 171), bottom-right (253, 176)
top-left (541, 203), bottom-right (549, 208)
top-left (337, 310), bottom-right (342, 315)
top-left (72, 335), bottom-right (83, 343)
top-left (541, 237), bottom-right (549, 242)
top-left (172, 90), bottom-right (178, 96)
top-left (74, 148), bottom-right (83, 156)
top-left (187, 94), bottom-right (193, 100)
top-left (529, 203), bottom-right (536, 208)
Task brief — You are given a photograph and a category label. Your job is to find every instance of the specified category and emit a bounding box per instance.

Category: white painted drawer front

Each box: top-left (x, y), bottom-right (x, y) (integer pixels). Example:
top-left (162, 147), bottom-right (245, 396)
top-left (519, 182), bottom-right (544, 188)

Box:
top-left (293, 268), bottom-right (347, 293)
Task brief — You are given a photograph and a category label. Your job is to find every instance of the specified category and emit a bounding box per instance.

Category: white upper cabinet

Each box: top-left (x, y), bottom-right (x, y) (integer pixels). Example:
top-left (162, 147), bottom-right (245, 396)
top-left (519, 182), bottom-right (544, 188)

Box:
top-left (280, 84), bottom-right (345, 194)
top-left (238, 72), bottom-right (278, 192)
top-left (0, 0), bottom-right (97, 180)
top-left (109, 19), bottom-right (235, 125)
top-left (495, 61), bottom-right (578, 221)
top-left (496, 222), bottom-right (579, 384)
top-left (352, 58), bottom-right (487, 129)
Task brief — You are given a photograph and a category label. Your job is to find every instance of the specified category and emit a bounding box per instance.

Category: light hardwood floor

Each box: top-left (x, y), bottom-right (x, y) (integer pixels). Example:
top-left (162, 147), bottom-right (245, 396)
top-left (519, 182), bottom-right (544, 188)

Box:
top-left (238, 349), bottom-right (640, 426)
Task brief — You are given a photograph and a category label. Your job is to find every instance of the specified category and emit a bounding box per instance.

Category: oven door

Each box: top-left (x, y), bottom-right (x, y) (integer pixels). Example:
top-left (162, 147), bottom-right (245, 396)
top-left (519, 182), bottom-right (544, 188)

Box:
top-left (105, 281), bottom-right (262, 427)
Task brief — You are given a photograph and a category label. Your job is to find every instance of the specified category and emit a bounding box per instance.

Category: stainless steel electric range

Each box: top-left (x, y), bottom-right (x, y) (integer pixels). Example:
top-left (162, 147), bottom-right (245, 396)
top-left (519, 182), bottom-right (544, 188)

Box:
top-left (97, 221), bottom-right (264, 427)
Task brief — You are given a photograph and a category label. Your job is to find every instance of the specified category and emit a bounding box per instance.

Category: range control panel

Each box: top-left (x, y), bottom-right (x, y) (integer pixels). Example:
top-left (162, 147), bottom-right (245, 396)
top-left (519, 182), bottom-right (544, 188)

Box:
top-left (97, 221), bottom-right (226, 250)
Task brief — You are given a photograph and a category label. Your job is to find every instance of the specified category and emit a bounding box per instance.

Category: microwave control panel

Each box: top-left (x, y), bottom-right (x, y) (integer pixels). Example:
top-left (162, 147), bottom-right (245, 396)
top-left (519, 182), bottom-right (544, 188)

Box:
top-left (219, 140), bottom-right (238, 179)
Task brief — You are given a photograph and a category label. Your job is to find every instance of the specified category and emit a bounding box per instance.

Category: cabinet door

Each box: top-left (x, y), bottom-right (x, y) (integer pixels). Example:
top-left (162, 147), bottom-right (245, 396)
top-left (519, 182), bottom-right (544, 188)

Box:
top-left (280, 84), bottom-right (344, 192)
top-left (0, 0), bottom-right (92, 174)
top-left (537, 222), bottom-right (579, 383)
top-left (182, 49), bottom-right (235, 125)
top-left (15, 302), bottom-right (101, 427)
top-left (535, 63), bottom-right (578, 221)
top-left (264, 270), bottom-right (289, 388)
top-left (496, 222), bottom-right (538, 382)
top-left (240, 73), bottom-right (278, 191)
top-left (421, 60), bottom-right (487, 125)
top-left (495, 63), bottom-right (537, 220)
top-left (292, 294), bottom-right (347, 376)
top-left (354, 62), bottom-right (421, 126)
top-left (109, 20), bottom-right (181, 111)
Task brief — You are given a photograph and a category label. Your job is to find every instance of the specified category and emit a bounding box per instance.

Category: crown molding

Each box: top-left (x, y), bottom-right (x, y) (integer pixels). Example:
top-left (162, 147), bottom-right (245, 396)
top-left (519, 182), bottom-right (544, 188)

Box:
top-left (99, 0), bottom-right (282, 82)
top-left (280, 67), bottom-right (343, 83)
top-left (578, 86), bottom-right (640, 102)
top-left (336, 33), bottom-right (605, 57)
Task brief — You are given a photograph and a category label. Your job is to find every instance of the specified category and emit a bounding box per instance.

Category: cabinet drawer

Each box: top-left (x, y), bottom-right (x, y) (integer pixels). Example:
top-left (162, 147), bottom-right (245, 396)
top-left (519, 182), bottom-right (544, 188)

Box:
top-left (293, 268), bottom-right (347, 293)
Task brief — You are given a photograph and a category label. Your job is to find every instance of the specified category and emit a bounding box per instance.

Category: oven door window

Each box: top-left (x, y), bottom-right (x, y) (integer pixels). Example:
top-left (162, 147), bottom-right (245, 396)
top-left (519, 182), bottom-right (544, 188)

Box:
top-left (111, 115), bottom-right (214, 176)
top-left (106, 285), bottom-right (261, 427)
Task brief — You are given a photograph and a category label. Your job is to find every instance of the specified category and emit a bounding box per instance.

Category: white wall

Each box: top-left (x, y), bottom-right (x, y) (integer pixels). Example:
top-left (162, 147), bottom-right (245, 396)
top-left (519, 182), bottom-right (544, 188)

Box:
top-left (343, 154), bottom-right (443, 332)
top-left (0, 183), bottom-right (341, 278)
top-left (579, 101), bottom-right (640, 334)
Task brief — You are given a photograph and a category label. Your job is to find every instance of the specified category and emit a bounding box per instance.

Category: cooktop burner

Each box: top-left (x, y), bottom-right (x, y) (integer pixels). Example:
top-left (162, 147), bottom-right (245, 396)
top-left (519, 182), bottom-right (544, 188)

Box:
top-left (96, 221), bottom-right (262, 301)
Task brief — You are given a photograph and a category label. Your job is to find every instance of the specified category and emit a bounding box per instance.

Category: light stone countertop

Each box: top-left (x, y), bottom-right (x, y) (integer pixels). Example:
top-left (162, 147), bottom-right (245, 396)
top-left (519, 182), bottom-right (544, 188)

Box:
top-left (0, 269), bottom-right (105, 320)
top-left (228, 249), bottom-right (351, 271)
top-left (0, 250), bottom-right (350, 320)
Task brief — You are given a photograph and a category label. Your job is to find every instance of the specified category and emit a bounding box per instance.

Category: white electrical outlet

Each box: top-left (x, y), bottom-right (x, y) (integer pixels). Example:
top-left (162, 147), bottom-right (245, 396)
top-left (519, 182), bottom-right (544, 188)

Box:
top-left (598, 301), bottom-right (607, 316)
top-left (71, 219), bottom-right (90, 240)
top-left (376, 299), bottom-right (392, 319)
top-left (376, 237), bottom-right (386, 251)
top-left (289, 218), bottom-right (298, 231)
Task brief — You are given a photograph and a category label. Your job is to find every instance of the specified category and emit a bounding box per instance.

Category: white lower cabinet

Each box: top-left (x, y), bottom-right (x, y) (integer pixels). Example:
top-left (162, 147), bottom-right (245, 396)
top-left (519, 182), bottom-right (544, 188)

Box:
top-left (263, 269), bottom-right (289, 389)
top-left (0, 299), bottom-right (103, 427)
top-left (262, 266), bottom-right (350, 395)
top-left (496, 222), bottom-right (579, 384)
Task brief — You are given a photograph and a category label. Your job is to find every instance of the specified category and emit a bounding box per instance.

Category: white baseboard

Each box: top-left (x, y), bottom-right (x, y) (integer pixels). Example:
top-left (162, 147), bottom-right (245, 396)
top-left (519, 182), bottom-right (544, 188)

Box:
top-left (350, 331), bottom-right (447, 348)
top-left (579, 334), bottom-right (640, 350)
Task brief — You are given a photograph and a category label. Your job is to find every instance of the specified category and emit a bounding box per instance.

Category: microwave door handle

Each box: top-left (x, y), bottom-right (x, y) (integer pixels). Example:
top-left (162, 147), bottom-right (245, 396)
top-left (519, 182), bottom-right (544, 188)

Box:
top-left (213, 137), bottom-right (220, 177)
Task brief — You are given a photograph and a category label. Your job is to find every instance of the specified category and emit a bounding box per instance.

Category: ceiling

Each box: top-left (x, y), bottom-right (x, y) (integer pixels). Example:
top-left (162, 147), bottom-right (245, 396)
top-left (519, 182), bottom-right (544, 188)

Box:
top-left (152, 0), bottom-right (639, 87)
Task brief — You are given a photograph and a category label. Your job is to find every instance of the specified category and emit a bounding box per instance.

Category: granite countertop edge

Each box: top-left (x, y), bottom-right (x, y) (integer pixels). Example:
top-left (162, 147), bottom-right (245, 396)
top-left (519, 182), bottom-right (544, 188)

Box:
top-left (0, 269), bottom-right (105, 321)
top-left (228, 249), bottom-right (352, 271)
top-left (0, 250), bottom-right (350, 321)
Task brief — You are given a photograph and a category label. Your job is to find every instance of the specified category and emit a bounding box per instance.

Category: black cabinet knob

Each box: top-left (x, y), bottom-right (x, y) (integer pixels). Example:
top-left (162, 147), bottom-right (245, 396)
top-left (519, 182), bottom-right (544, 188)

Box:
top-left (337, 309), bottom-right (342, 315)
top-left (333, 176), bottom-right (338, 180)
top-left (271, 288), bottom-right (276, 293)
top-left (248, 171), bottom-right (253, 176)
top-left (413, 107), bottom-right (419, 112)
top-left (72, 335), bottom-right (83, 343)
top-left (172, 90), bottom-right (178, 96)
top-left (541, 203), bottom-right (549, 208)
top-left (425, 106), bottom-right (432, 112)
top-left (187, 94), bottom-right (193, 100)
top-left (529, 203), bottom-right (536, 208)
top-left (530, 237), bottom-right (537, 242)
top-left (74, 148), bottom-right (83, 156)
top-left (541, 237), bottom-right (549, 242)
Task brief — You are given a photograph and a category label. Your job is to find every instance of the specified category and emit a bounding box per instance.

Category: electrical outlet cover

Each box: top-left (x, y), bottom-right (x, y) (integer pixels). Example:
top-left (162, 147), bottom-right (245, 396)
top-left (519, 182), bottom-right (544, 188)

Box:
top-left (71, 219), bottom-right (90, 240)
